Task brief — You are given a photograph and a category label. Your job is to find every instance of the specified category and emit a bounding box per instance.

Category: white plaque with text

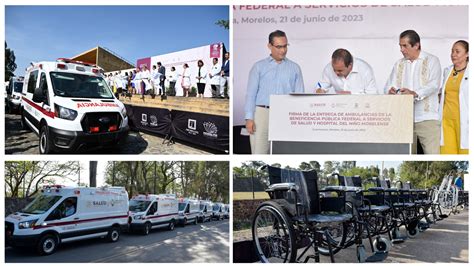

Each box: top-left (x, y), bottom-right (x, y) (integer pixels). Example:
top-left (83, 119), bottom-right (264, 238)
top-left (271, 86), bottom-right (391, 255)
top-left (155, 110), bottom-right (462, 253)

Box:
top-left (269, 94), bottom-right (413, 144)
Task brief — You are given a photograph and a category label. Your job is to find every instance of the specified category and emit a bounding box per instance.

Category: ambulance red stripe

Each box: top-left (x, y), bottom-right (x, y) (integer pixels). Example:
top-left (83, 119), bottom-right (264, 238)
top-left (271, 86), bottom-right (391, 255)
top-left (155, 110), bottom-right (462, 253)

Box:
top-left (145, 213), bottom-right (179, 219)
top-left (22, 97), bottom-right (55, 119)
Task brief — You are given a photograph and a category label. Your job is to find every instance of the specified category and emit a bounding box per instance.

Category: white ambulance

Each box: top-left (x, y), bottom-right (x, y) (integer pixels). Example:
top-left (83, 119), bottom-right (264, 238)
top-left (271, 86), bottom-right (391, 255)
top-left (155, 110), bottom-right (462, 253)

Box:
top-left (198, 200), bottom-right (213, 223)
top-left (129, 194), bottom-right (178, 235)
top-left (6, 76), bottom-right (24, 114)
top-left (223, 204), bottom-right (230, 219)
top-left (212, 202), bottom-right (225, 220)
top-left (20, 58), bottom-right (129, 154)
top-left (177, 198), bottom-right (200, 226)
top-left (5, 186), bottom-right (129, 255)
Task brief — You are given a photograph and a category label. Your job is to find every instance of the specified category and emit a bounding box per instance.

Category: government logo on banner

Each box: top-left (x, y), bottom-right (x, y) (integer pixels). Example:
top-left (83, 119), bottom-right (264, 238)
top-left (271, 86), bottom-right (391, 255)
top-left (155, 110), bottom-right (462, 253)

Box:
top-left (210, 43), bottom-right (221, 58)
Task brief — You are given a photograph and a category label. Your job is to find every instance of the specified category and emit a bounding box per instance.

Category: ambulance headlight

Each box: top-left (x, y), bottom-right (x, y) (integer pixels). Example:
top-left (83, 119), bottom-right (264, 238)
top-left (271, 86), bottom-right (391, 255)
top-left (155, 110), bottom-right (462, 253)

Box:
top-left (19, 219), bottom-right (38, 229)
top-left (13, 95), bottom-right (21, 100)
top-left (134, 215), bottom-right (143, 220)
top-left (120, 107), bottom-right (127, 118)
top-left (55, 104), bottom-right (78, 120)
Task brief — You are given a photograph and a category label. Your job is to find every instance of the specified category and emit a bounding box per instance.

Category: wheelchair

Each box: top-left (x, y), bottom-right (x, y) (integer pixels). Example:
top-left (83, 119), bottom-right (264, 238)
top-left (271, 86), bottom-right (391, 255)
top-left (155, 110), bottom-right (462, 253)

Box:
top-left (320, 174), bottom-right (392, 257)
top-left (431, 171), bottom-right (460, 218)
top-left (251, 166), bottom-right (387, 263)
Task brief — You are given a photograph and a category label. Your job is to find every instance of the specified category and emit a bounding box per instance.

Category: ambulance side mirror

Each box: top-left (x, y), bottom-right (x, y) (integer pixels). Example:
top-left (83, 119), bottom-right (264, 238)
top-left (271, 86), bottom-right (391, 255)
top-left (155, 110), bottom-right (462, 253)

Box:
top-left (45, 209), bottom-right (62, 221)
top-left (32, 87), bottom-right (46, 103)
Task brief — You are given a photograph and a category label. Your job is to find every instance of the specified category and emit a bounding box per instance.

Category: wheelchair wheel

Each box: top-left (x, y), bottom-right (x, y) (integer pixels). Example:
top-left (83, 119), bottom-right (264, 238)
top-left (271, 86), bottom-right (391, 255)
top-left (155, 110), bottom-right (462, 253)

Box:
top-left (373, 237), bottom-right (391, 252)
top-left (318, 222), bottom-right (349, 256)
top-left (407, 221), bottom-right (420, 238)
top-left (252, 201), bottom-right (297, 263)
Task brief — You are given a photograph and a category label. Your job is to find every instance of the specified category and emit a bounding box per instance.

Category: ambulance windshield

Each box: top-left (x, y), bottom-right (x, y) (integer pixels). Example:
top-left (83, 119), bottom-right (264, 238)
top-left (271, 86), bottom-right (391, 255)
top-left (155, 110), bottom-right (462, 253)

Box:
top-left (178, 203), bottom-right (187, 211)
top-left (22, 195), bottom-right (62, 214)
top-left (13, 82), bottom-right (23, 93)
top-left (129, 200), bottom-right (152, 212)
top-left (213, 205), bottom-right (221, 211)
top-left (50, 72), bottom-right (114, 99)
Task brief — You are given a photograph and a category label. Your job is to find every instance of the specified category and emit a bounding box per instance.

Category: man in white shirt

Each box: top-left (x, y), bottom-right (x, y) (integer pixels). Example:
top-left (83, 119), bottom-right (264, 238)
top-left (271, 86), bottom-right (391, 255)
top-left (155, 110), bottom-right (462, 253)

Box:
top-left (320, 49), bottom-right (377, 94)
top-left (385, 30), bottom-right (441, 154)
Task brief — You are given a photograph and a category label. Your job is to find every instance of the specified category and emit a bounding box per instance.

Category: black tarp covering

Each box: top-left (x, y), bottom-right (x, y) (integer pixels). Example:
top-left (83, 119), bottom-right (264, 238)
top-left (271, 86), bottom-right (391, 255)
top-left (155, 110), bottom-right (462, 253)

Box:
top-left (125, 104), bottom-right (172, 136)
top-left (125, 104), bottom-right (229, 152)
top-left (170, 110), bottom-right (229, 152)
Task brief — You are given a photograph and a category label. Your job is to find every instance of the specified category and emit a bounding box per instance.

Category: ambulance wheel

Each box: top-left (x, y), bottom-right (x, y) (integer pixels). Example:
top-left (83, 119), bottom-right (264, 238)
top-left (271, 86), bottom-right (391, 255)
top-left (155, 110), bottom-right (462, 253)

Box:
top-left (168, 221), bottom-right (175, 231)
top-left (194, 218), bottom-right (198, 225)
top-left (36, 234), bottom-right (57, 256)
top-left (20, 109), bottom-right (30, 131)
top-left (142, 223), bottom-right (151, 235)
top-left (107, 227), bottom-right (121, 242)
top-left (181, 218), bottom-right (187, 227)
top-left (39, 125), bottom-right (52, 154)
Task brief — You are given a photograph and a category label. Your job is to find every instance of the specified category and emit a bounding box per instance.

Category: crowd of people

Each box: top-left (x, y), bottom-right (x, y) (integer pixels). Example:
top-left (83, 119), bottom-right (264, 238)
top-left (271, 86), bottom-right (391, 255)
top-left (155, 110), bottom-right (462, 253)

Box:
top-left (104, 52), bottom-right (230, 100)
top-left (245, 30), bottom-right (469, 155)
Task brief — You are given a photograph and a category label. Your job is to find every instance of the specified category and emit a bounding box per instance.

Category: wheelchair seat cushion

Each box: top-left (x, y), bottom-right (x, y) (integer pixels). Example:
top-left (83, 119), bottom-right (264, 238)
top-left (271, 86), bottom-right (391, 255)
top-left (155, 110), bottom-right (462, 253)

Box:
top-left (393, 202), bottom-right (415, 208)
top-left (296, 213), bottom-right (352, 223)
top-left (358, 205), bottom-right (391, 212)
top-left (415, 200), bottom-right (432, 205)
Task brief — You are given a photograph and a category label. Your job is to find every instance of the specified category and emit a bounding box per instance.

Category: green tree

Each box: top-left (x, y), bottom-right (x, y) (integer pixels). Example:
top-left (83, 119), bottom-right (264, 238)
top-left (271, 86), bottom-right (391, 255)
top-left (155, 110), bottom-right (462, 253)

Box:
top-left (215, 19), bottom-right (229, 30)
top-left (5, 161), bottom-right (80, 198)
top-left (398, 161), bottom-right (467, 189)
top-left (299, 161), bottom-right (321, 173)
top-left (388, 167), bottom-right (396, 180)
top-left (104, 161), bottom-right (228, 203)
top-left (5, 42), bottom-right (17, 81)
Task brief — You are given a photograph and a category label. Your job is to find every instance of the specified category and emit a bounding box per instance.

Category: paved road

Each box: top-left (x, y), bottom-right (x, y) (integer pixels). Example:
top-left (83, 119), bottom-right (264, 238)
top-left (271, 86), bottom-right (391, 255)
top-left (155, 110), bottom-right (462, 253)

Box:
top-left (4, 113), bottom-right (210, 154)
top-left (6, 220), bottom-right (229, 263)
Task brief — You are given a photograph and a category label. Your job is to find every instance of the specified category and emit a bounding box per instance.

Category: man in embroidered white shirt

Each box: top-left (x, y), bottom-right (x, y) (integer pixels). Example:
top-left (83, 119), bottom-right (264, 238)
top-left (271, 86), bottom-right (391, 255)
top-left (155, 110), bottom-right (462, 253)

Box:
top-left (385, 30), bottom-right (441, 154)
top-left (320, 49), bottom-right (378, 94)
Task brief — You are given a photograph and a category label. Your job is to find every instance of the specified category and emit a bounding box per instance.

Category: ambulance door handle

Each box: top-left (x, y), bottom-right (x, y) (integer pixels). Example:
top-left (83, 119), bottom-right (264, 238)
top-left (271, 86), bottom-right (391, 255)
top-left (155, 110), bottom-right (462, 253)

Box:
top-left (74, 217), bottom-right (80, 220)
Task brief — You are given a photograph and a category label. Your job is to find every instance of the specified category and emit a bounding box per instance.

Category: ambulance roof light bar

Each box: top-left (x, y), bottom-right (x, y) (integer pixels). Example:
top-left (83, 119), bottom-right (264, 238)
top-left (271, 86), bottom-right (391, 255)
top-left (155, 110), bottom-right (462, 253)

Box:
top-left (56, 58), bottom-right (97, 68)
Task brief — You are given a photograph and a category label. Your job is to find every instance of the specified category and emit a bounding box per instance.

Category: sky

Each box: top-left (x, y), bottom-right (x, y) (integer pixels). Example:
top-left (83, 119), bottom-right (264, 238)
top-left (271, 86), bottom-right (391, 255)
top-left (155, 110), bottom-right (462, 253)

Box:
top-left (5, 5), bottom-right (229, 76)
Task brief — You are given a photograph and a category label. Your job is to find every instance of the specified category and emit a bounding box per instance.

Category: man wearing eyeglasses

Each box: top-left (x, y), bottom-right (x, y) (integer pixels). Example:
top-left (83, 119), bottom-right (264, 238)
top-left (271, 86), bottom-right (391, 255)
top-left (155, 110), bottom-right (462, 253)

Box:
top-left (244, 30), bottom-right (305, 154)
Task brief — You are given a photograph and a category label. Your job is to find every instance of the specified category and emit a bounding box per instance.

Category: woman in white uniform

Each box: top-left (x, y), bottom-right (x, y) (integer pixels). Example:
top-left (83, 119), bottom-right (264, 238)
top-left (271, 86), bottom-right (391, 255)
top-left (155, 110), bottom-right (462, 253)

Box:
top-left (181, 63), bottom-right (191, 97)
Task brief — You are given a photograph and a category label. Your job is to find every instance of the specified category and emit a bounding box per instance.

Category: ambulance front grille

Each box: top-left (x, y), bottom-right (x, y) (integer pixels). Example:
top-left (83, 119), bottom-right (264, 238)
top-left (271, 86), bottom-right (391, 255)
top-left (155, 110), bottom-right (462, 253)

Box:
top-left (81, 112), bottom-right (122, 133)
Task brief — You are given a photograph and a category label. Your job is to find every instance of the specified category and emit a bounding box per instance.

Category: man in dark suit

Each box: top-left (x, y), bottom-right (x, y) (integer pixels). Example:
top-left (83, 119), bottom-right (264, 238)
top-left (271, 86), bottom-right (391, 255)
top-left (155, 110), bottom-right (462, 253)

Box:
top-left (157, 62), bottom-right (166, 95)
top-left (220, 52), bottom-right (230, 98)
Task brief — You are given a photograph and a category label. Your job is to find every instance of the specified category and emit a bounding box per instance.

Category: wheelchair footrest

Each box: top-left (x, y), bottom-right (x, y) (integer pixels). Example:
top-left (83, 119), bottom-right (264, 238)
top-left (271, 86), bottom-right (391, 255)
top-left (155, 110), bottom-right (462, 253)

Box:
top-left (366, 251), bottom-right (388, 262)
top-left (392, 237), bottom-right (405, 244)
top-left (439, 214), bottom-right (448, 219)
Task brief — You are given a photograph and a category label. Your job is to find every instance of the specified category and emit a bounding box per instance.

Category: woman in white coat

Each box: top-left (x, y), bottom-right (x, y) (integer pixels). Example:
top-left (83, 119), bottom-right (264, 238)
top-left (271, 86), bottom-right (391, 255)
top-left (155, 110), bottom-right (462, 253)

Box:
top-left (439, 40), bottom-right (469, 154)
top-left (181, 63), bottom-right (191, 97)
top-left (195, 60), bottom-right (208, 98)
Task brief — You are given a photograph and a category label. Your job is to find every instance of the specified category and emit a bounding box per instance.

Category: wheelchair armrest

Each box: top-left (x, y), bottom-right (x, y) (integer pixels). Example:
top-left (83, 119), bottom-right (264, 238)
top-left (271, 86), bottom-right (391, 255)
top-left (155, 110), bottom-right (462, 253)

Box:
top-left (368, 187), bottom-right (385, 192)
top-left (266, 182), bottom-right (297, 192)
top-left (322, 186), bottom-right (361, 193)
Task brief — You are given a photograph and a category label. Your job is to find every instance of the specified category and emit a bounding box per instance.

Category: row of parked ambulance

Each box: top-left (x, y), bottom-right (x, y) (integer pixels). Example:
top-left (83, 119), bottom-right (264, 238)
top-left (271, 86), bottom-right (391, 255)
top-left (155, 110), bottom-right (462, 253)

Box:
top-left (5, 186), bottom-right (229, 255)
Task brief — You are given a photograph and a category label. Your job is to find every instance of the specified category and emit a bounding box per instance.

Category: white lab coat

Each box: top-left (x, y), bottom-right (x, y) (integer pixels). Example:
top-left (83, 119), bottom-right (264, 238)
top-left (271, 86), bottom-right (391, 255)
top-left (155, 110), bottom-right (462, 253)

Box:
top-left (151, 69), bottom-right (162, 88)
top-left (439, 64), bottom-right (469, 149)
top-left (209, 63), bottom-right (221, 85)
top-left (196, 66), bottom-right (208, 84)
